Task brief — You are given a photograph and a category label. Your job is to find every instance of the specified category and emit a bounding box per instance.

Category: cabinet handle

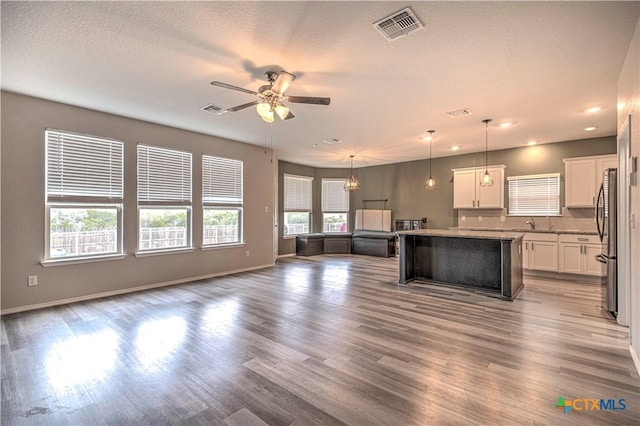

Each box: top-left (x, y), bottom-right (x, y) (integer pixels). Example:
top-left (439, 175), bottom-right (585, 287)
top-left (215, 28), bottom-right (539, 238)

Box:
top-left (472, 200), bottom-right (475, 208)
top-left (580, 245), bottom-right (583, 254)
top-left (525, 242), bottom-right (528, 250)
top-left (593, 196), bottom-right (595, 206)
top-left (577, 237), bottom-right (588, 242)
top-left (531, 242), bottom-right (534, 250)
top-left (477, 200), bottom-right (480, 208)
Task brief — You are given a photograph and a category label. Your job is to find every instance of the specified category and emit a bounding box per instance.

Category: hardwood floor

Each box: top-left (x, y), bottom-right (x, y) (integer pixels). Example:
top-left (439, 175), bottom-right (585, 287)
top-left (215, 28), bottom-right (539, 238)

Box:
top-left (2, 255), bottom-right (638, 425)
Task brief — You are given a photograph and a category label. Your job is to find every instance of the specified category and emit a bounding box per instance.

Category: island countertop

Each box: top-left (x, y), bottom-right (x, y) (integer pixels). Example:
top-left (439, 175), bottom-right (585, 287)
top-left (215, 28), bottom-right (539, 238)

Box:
top-left (397, 228), bottom-right (524, 241)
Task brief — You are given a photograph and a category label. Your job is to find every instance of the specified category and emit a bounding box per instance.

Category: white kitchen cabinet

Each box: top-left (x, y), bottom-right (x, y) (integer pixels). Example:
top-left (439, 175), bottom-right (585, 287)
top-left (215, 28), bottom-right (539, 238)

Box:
top-left (452, 165), bottom-right (505, 209)
top-left (558, 234), bottom-right (603, 276)
top-left (523, 233), bottom-right (558, 272)
top-left (563, 155), bottom-right (616, 207)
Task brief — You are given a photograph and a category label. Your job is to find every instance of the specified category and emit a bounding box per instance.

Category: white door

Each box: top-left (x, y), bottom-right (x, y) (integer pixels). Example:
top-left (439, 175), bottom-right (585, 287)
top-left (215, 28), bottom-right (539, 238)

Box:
top-left (453, 170), bottom-right (476, 208)
top-left (559, 243), bottom-right (582, 274)
top-left (530, 241), bottom-right (558, 271)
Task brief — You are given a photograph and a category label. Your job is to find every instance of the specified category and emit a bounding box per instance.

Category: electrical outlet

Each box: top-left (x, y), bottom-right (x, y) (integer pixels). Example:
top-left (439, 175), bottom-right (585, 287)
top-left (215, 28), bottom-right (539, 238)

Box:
top-left (500, 215), bottom-right (506, 222)
top-left (461, 215), bottom-right (466, 222)
top-left (28, 275), bottom-right (38, 286)
top-left (478, 216), bottom-right (483, 222)
top-left (264, 206), bottom-right (269, 213)
top-left (245, 250), bottom-right (250, 257)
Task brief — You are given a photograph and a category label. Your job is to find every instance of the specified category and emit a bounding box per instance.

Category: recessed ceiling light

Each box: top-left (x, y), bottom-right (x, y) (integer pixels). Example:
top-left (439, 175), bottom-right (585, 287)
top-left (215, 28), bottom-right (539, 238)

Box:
top-left (312, 143), bottom-right (318, 147)
top-left (500, 122), bottom-right (513, 128)
top-left (585, 107), bottom-right (601, 113)
top-left (323, 138), bottom-right (341, 145)
top-left (527, 141), bottom-right (537, 146)
top-left (445, 108), bottom-right (472, 118)
top-left (585, 126), bottom-right (597, 132)
top-left (450, 146), bottom-right (460, 151)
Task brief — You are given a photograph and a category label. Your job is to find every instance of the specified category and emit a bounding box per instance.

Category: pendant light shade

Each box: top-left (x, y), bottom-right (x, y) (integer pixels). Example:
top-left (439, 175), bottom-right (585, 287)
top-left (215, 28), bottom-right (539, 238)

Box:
top-left (344, 155), bottom-right (360, 192)
top-left (480, 119), bottom-right (494, 187)
top-left (256, 102), bottom-right (274, 123)
top-left (425, 129), bottom-right (436, 190)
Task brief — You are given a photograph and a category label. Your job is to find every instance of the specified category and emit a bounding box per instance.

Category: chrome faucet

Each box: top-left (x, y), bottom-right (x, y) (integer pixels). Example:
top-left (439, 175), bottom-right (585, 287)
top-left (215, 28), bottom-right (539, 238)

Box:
top-left (546, 216), bottom-right (554, 231)
top-left (526, 217), bottom-right (536, 230)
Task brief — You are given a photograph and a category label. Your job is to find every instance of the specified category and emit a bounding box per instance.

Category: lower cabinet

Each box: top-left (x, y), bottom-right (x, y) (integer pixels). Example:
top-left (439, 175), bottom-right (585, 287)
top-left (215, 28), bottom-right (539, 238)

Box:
top-left (558, 234), bottom-right (603, 276)
top-left (523, 233), bottom-right (558, 272)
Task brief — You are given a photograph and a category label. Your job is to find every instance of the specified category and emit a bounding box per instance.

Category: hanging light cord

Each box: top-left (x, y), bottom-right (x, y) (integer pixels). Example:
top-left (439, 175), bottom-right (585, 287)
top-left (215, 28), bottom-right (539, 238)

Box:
top-left (483, 119), bottom-right (491, 172)
top-left (429, 131), bottom-right (433, 178)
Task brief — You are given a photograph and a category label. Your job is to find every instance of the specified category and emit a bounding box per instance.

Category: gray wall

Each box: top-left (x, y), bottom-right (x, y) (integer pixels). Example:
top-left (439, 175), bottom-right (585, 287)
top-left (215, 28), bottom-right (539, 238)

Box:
top-left (1, 92), bottom-right (275, 312)
top-left (279, 136), bottom-right (616, 255)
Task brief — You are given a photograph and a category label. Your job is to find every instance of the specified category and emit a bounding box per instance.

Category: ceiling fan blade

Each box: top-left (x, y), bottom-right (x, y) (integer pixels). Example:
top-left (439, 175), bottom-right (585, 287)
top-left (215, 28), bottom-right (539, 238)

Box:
top-left (210, 81), bottom-right (257, 96)
top-left (226, 100), bottom-right (260, 112)
top-left (286, 96), bottom-right (331, 105)
top-left (284, 111), bottom-right (295, 120)
top-left (271, 71), bottom-right (296, 95)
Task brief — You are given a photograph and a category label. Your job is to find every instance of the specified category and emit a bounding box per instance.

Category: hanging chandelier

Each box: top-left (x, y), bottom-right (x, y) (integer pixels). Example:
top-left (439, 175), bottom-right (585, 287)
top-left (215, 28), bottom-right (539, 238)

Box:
top-left (480, 119), bottom-right (494, 187)
top-left (425, 130), bottom-right (436, 190)
top-left (344, 155), bottom-right (360, 192)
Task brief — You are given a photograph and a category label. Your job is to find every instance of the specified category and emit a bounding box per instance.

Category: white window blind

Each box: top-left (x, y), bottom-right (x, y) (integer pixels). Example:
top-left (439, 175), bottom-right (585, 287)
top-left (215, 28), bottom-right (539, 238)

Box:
top-left (137, 145), bottom-right (192, 205)
top-left (322, 179), bottom-right (349, 212)
top-left (46, 129), bottom-right (123, 201)
top-left (508, 173), bottom-right (560, 216)
top-left (202, 155), bottom-right (243, 205)
top-left (284, 174), bottom-right (312, 211)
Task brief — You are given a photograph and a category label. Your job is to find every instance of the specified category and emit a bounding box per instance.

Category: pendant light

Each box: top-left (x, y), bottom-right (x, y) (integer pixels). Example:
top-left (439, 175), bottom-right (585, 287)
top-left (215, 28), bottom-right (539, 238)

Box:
top-left (344, 155), bottom-right (360, 192)
top-left (424, 130), bottom-right (436, 190)
top-left (479, 119), bottom-right (494, 187)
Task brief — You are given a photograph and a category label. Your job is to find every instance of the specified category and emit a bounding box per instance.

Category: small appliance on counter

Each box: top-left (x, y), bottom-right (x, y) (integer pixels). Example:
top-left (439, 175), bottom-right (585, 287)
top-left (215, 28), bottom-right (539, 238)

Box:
top-left (394, 218), bottom-right (427, 256)
top-left (595, 168), bottom-right (617, 318)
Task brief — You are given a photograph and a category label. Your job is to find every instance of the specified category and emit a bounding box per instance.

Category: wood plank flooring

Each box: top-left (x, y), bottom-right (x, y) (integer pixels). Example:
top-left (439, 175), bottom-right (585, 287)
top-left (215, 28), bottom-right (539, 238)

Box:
top-left (2, 255), bottom-right (639, 425)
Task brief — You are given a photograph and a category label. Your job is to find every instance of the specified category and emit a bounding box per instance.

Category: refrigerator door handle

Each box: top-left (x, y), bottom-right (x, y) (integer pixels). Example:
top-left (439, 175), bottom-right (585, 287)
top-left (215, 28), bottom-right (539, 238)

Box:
top-left (595, 183), bottom-right (605, 242)
top-left (595, 254), bottom-right (607, 264)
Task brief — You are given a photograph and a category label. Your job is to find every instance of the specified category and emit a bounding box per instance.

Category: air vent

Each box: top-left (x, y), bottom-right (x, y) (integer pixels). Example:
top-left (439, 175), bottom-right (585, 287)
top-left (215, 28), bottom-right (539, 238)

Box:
top-left (373, 7), bottom-right (423, 42)
top-left (323, 138), bottom-right (342, 145)
top-left (445, 108), bottom-right (473, 118)
top-left (201, 104), bottom-right (227, 115)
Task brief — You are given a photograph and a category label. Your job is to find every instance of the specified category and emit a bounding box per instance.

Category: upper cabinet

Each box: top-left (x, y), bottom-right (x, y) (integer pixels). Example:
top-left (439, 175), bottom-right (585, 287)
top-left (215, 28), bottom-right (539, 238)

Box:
top-left (452, 165), bottom-right (505, 209)
top-left (563, 154), bottom-right (617, 208)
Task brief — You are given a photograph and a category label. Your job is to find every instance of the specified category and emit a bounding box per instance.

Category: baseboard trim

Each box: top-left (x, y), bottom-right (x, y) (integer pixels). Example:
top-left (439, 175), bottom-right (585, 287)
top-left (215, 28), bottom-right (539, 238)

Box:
top-left (277, 253), bottom-right (297, 259)
top-left (631, 344), bottom-right (640, 376)
top-left (1, 263), bottom-right (275, 315)
top-left (524, 270), bottom-right (604, 284)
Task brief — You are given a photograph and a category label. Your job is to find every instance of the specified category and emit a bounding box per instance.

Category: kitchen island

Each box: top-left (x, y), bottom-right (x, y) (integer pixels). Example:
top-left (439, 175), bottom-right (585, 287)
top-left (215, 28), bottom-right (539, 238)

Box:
top-left (398, 229), bottom-right (524, 301)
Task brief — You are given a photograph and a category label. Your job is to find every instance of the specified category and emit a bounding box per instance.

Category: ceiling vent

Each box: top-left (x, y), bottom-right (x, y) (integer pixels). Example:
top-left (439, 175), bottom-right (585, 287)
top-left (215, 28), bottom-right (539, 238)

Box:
top-left (445, 108), bottom-right (473, 118)
top-left (201, 104), bottom-right (227, 115)
top-left (373, 7), bottom-right (423, 42)
top-left (323, 138), bottom-right (342, 145)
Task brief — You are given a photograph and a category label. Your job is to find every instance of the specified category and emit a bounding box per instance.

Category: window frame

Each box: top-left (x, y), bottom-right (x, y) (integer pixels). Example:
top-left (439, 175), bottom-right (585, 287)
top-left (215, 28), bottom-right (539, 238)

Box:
top-left (202, 155), bottom-right (244, 247)
top-left (137, 144), bottom-right (193, 253)
top-left (283, 174), bottom-right (313, 238)
top-left (507, 173), bottom-right (561, 216)
top-left (44, 129), bottom-right (124, 263)
top-left (321, 178), bottom-right (349, 233)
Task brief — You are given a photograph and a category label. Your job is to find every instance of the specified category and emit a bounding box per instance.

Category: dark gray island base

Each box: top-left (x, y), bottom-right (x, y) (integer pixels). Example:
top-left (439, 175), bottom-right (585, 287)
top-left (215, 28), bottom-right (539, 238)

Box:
top-left (398, 229), bottom-right (524, 301)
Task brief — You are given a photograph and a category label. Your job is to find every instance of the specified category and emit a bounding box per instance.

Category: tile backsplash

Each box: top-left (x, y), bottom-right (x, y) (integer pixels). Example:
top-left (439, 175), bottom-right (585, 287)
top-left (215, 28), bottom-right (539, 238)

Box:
top-left (456, 207), bottom-right (596, 232)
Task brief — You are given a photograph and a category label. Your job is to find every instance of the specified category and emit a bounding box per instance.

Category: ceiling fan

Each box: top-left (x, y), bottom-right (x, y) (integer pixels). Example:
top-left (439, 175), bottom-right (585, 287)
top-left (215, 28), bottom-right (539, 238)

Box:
top-left (203, 70), bottom-right (331, 122)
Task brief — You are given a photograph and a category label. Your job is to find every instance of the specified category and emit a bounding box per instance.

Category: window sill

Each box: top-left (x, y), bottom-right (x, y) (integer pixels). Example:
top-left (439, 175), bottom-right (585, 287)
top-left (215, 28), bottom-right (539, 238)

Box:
top-left (134, 248), bottom-right (194, 258)
top-left (201, 243), bottom-right (244, 251)
top-left (41, 254), bottom-right (127, 267)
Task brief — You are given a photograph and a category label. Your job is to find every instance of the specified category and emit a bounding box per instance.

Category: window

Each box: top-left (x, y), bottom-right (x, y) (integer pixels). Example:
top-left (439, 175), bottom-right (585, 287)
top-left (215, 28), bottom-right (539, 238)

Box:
top-left (322, 179), bottom-right (349, 232)
top-left (508, 173), bottom-right (560, 216)
top-left (202, 155), bottom-right (243, 246)
top-left (45, 129), bottom-right (124, 260)
top-left (137, 144), bottom-right (192, 251)
top-left (283, 174), bottom-right (312, 236)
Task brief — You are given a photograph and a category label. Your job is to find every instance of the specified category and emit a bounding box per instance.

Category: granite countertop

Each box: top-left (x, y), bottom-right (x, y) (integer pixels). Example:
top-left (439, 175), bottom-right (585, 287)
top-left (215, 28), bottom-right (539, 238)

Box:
top-left (398, 229), bottom-right (524, 241)
top-left (450, 226), bottom-right (597, 235)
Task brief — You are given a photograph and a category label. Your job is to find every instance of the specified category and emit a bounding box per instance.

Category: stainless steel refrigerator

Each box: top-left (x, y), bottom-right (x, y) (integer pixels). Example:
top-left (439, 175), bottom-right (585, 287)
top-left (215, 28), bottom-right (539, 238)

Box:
top-left (595, 168), bottom-right (617, 317)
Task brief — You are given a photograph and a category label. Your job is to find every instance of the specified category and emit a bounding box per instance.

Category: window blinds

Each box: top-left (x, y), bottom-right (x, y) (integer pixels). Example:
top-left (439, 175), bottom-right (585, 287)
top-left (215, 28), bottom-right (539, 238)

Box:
top-left (202, 155), bottom-right (243, 205)
top-left (46, 129), bottom-right (124, 202)
top-left (284, 174), bottom-right (312, 211)
top-left (322, 179), bottom-right (349, 212)
top-left (508, 173), bottom-right (560, 216)
top-left (137, 144), bottom-right (192, 205)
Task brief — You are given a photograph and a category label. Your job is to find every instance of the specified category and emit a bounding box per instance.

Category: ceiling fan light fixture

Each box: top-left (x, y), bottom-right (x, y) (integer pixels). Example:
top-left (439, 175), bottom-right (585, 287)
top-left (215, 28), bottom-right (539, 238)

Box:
top-left (271, 71), bottom-right (296, 95)
top-left (274, 103), bottom-right (289, 120)
top-left (479, 119), bottom-right (494, 187)
top-left (256, 102), bottom-right (274, 122)
top-left (344, 155), bottom-right (360, 192)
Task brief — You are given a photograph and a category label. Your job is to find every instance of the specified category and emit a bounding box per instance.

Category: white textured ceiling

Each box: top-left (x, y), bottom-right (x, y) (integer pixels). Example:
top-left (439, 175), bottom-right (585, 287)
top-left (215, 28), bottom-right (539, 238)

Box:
top-left (2, 1), bottom-right (639, 168)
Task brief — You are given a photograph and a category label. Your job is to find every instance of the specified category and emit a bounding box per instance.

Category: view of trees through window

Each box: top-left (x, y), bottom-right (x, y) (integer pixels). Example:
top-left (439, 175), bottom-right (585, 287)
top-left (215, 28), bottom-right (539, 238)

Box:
top-left (323, 213), bottom-right (348, 232)
top-left (203, 209), bottom-right (240, 245)
top-left (139, 209), bottom-right (189, 250)
top-left (284, 212), bottom-right (310, 236)
top-left (49, 207), bottom-right (118, 257)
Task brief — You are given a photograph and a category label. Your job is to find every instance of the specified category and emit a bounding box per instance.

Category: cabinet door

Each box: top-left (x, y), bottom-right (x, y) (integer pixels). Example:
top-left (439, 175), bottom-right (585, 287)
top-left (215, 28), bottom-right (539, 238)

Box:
top-left (530, 241), bottom-right (558, 271)
top-left (523, 241), bottom-right (530, 270)
top-left (559, 243), bottom-right (582, 274)
top-left (453, 170), bottom-right (476, 209)
top-left (565, 159), bottom-right (596, 207)
top-left (584, 244), bottom-right (604, 276)
top-left (476, 167), bottom-right (504, 208)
